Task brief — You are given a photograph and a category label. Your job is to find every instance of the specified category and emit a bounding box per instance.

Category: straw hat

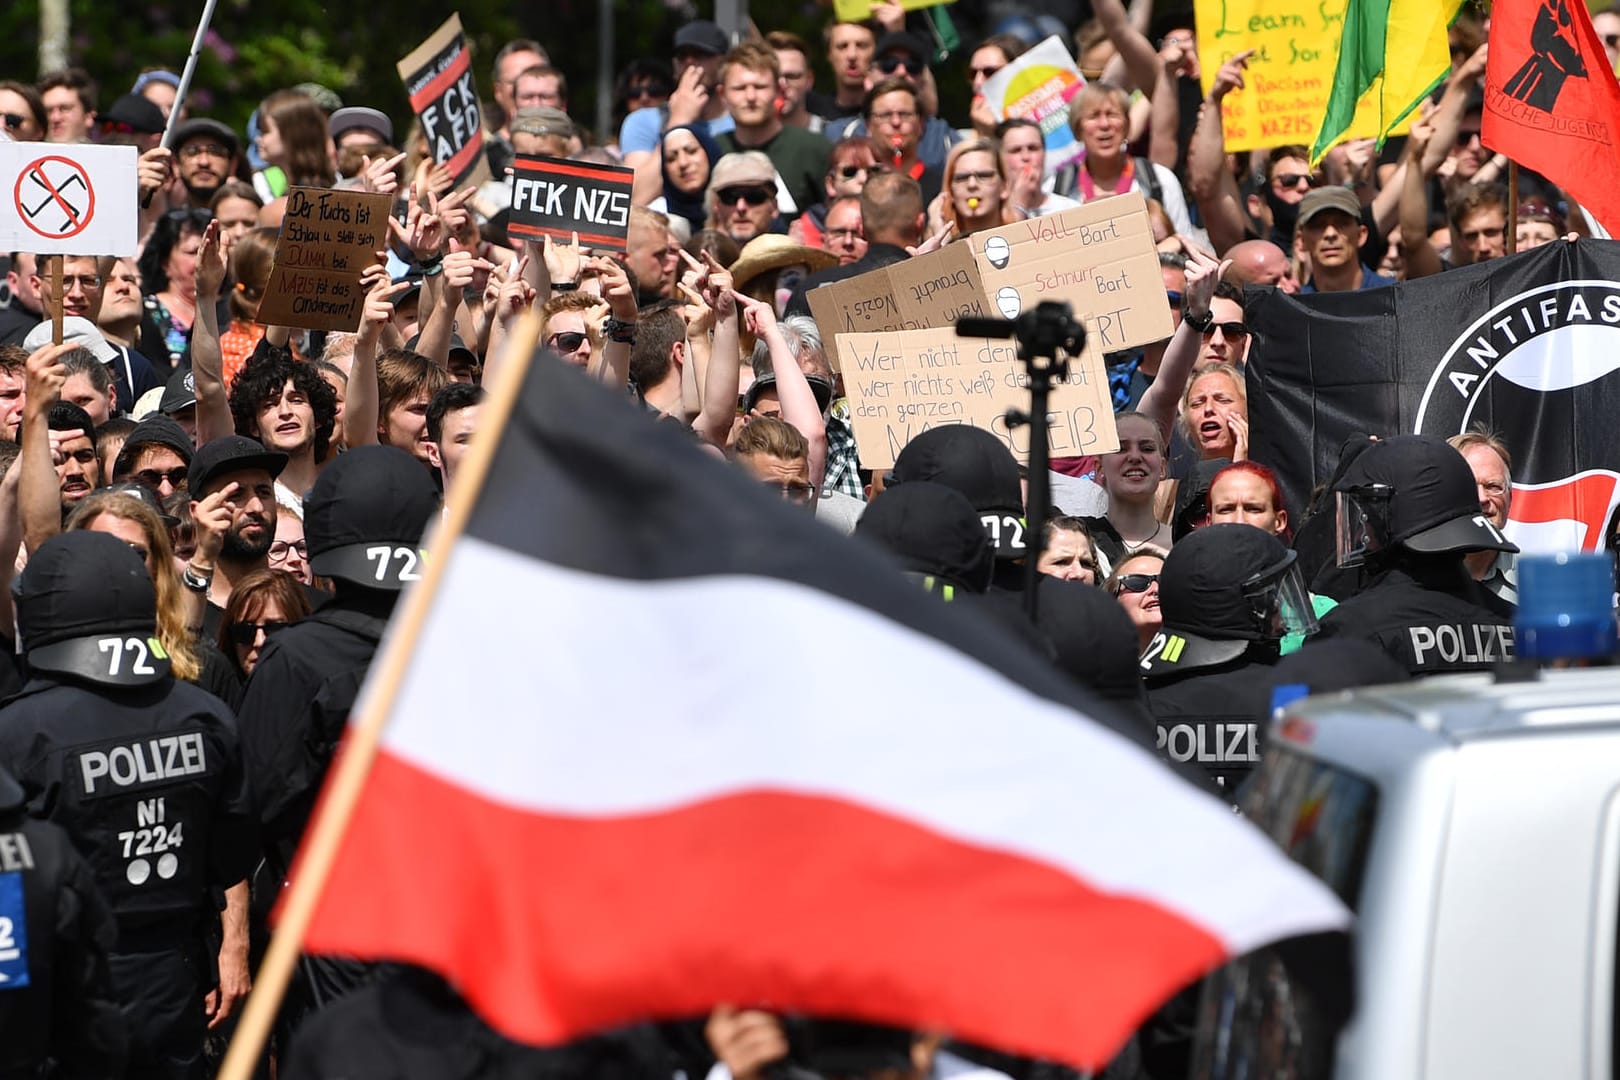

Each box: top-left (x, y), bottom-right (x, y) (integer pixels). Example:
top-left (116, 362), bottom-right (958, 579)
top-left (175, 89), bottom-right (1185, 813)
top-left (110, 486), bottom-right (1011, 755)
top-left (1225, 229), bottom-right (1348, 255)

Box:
top-left (728, 234), bottom-right (839, 294)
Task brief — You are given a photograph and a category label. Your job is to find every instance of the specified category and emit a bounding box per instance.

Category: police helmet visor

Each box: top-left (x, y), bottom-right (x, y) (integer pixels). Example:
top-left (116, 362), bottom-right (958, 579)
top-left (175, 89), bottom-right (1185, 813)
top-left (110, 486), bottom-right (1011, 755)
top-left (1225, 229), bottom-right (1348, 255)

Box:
top-left (1241, 549), bottom-right (1318, 641)
top-left (1335, 483), bottom-right (1394, 568)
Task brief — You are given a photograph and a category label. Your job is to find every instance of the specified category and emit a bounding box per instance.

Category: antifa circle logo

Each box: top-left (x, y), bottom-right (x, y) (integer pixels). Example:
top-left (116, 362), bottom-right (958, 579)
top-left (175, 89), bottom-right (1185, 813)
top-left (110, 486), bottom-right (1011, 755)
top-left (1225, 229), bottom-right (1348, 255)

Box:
top-left (1503, 0), bottom-right (1588, 112)
top-left (1415, 281), bottom-right (1620, 553)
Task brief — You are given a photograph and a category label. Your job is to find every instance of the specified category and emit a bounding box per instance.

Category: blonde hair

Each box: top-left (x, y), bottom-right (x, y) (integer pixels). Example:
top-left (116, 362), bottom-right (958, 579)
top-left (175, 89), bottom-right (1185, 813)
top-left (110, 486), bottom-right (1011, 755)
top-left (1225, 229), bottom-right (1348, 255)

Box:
top-left (1179, 361), bottom-right (1248, 441)
top-left (66, 491), bottom-right (201, 683)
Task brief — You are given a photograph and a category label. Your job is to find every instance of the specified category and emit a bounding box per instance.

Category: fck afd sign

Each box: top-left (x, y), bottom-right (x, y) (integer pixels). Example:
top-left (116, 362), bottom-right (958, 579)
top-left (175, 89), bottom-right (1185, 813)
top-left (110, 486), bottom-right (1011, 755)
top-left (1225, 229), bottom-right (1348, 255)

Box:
top-left (507, 156), bottom-right (634, 253)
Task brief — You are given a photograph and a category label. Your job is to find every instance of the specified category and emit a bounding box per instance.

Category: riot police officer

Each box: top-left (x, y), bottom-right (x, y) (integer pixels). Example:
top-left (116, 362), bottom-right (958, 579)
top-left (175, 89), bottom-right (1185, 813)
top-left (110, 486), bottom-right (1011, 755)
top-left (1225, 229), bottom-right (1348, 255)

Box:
top-left (0, 530), bottom-right (256, 1079)
top-left (1313, 434), bottom-right (1518, 674)
top-left (1141, 524), bottom-right (1318, 794)
top-left (0, 760), bottom-right (128, 1078)
top-left (236, 445), bottom-right (439, 1025)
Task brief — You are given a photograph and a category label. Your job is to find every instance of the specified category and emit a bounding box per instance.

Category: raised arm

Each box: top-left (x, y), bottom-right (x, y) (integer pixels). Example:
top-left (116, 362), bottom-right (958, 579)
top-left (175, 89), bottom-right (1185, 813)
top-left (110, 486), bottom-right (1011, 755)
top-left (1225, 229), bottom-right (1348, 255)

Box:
top-left (191, 221), bottom-right (236, 444)
top-left (344, 269), bottom-right (407, 449)
top-left (736, 291), bottom-right (826, 490)
top-left (586, 256), bottom-right (637, 389)
top-left (1138, 248), bottom-right (1227, 438)
top-left (1091, 0), bottom-right (1165, 96)
top-left (483, 256), bottom-right (537, 389)
top-left (1187, 51), bottom-right (1255, 254)
top-left (19, 343), bottom-right (72, 555)
top-left (693, 256), bottom-right (740, 447)
top-left (1398, 117), bottom-right (1445, 280)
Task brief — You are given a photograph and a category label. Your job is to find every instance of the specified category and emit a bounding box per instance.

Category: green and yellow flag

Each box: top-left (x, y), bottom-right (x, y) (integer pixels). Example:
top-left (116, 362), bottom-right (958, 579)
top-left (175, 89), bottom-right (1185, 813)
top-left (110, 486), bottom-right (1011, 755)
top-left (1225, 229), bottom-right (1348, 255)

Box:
top-left (1310, 0), bottom-right (1464, 165)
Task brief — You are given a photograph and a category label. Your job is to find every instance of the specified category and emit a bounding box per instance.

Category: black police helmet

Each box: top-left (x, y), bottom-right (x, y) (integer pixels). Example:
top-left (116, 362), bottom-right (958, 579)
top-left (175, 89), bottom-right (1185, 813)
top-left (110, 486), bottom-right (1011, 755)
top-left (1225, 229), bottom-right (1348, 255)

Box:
top-left (305, 445), bottom-right (441, 590)
top-left (888, 426), bottom-right (1025, 558)
top-left (15, 531), bottom-right (170, 686)
top-left (1159, 523), bottom-right (1294, 642)
top-left (1033, 576), bottom-right (1152, 712)
top-left (1334, 434), bottom-right (1518, 557)
top-left (855, 481), bottom-right (995, 595)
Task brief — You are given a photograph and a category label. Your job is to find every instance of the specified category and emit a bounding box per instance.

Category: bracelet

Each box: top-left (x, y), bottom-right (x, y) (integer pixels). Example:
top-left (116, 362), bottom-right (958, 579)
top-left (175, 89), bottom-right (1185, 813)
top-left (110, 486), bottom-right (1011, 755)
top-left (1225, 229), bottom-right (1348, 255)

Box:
top-left (603, 316), bottom-right (637, 344)
top-left (181, 565), bottom-right (213, 594)
top-left (552, 281), bottom-right (579, 292)
top-left (417, 253), bottom-right (445, 271)
top-left (423, 262), bottom-right (445, 278)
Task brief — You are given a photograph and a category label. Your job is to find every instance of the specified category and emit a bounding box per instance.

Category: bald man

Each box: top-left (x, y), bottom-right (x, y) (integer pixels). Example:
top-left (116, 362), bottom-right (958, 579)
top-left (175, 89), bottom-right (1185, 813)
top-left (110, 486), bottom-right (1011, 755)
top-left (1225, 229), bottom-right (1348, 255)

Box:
top-left (1223, 239), bottom-right (1299, 294)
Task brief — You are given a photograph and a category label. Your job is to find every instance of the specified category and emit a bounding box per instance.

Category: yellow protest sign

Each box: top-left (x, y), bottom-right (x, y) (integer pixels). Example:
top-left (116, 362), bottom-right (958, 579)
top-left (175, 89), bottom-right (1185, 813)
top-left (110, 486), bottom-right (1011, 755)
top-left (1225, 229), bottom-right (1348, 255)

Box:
top-left (832, 0), bottom-right (951, 24)
top-left (1195, 0), bottom-right (1399, 153)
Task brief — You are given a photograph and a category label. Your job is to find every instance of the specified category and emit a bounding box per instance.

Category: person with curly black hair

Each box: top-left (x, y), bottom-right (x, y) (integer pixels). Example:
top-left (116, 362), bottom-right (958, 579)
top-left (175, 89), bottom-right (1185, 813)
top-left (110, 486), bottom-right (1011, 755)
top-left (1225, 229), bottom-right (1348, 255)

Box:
top-left (227, 350), bottom-right (337, 503)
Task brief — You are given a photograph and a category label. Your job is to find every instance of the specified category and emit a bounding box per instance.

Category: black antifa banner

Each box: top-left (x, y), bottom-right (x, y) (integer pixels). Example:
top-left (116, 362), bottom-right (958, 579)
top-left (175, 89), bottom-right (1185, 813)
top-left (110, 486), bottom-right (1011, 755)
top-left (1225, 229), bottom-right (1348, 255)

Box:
top-left (1246, 240), bottom-right (1620, 553)
top-left (397, 14), bottom-right (491, 189)
top-left (507, 155), bottom-right (634, 252)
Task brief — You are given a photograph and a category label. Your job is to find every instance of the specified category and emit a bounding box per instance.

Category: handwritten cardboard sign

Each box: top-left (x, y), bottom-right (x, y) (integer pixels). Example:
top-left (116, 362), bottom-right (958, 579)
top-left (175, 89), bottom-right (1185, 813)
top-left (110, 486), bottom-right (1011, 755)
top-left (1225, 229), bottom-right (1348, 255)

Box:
top-left (978, 36), bottom-right (1087, 175)
top-left (507, 155), bottom-right (635, 252)
top-left (398, 14), bottom-right (491, 189)
top-left (806, 243), bottom-right (990, 372)
top-left (963, 193), bottom-right (1173, 355)
top-left (835, 326), bottom-right (1117, 469)
top-left (1194, 0), bottom-right (1404, 153)
top-left (257, 187), bottom-right (392, 332)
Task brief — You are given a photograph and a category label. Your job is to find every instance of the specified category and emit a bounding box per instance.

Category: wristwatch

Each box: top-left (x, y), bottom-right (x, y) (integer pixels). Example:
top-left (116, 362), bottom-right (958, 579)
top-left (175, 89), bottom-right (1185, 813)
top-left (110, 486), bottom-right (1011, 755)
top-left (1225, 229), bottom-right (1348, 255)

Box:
top-left (603, 316), bottom-right (637, 344)
top-left (181, 565), bottom-right (213, 594)
top-left (1183, 306), bottom-right (1214, 334)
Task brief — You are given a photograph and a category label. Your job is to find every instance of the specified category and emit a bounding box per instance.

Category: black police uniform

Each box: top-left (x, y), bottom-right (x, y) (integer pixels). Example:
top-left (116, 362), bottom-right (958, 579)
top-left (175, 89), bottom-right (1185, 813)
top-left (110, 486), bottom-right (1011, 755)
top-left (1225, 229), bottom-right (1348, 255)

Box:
top-left (0, 763), bottom-right (128, 1079)
top-left (0, 532), bottom-right (256, 1080)
top-left (235, 446), bottom-right (440, 1029)
top-left (1313, 435), bottom-right (1517, 677)
top-left (1141, 525), bottom-right (1313, 796)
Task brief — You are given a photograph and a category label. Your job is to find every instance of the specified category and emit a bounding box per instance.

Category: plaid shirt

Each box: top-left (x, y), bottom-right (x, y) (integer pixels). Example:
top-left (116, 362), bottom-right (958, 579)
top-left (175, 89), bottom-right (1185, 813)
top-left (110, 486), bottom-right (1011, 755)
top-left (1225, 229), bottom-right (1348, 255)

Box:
top-left (822, 400), bottom-right (865, 502)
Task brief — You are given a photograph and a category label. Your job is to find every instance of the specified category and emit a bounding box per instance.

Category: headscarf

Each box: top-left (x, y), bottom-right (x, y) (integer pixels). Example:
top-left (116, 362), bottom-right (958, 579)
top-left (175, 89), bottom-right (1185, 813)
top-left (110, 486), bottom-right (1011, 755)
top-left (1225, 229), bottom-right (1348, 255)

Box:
top-left (660, 123), bottom-right (723, 231)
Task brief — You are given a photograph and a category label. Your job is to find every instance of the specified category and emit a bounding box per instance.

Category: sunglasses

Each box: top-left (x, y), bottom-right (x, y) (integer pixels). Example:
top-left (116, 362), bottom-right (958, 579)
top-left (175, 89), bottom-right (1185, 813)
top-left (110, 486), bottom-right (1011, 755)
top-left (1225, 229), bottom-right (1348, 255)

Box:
top-left (716, 185), bottom-right (773, 206)
top-left (1201, 321), bottom-right (1250, 340)
top-left (548, 331), bottom-right (589, 352)
top-left (836, 163), bottom-right (885, 180)
top-left (876, 55), bottom-right (925, 76)
top-left (0, 113), bottom-right (25, 130)
top-left (1165, 290), bottom-right (1184, 306)
top-left (133, 467), bottom-right (189, 490)
top-left (1115, 573), bottom-right (1159, 594)
top-left (228, 620), bottom-right (290, 647)
top-left (627, 82), bottom-right (671, 100)
top-left (764, 480), bottom-right (816, 503)
top-left (1273, 172), bottom-right (1318, 189)
top-left (970, 65), bottom-right (1004, 80)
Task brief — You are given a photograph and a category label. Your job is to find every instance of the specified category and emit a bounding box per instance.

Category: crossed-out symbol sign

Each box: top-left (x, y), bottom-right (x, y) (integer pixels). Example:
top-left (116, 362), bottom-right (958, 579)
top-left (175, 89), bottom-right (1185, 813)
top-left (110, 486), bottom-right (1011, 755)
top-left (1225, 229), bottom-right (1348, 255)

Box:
top-left (13, 156), bottom-right (96, 241)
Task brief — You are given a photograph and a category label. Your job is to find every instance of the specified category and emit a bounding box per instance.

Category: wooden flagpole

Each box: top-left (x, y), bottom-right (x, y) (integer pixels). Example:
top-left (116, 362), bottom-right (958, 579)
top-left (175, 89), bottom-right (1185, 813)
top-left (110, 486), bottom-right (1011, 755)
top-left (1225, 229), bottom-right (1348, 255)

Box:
top-left (216, 307), bottom-right (545, 1080)
top-left (1506, 160), bottom-right (1519, 256)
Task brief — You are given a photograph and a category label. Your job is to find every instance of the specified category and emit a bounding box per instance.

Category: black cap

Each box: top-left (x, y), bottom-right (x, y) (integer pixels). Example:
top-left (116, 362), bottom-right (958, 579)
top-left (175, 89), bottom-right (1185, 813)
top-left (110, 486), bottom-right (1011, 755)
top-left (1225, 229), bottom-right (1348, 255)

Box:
top-left (1033, 576), bottom-right (1150, 710)
top-left (405, 332), bottom-right (479, 372)
top-left (171, 117), bottom-right (239, 155)
top-left (889, 426), bottom-right (1025, 557)
top-left (1336, 434), bottom-right (1518, 555)
top-left (742, 372), bottom-right (834, 417)
top-left (1172, 457), bottom-right (1232, 542)
top-left (100, 93), bottom-right (166, 135)
top-left (114, 414), bottom-right (193, 478)
top-left (855, 482), bottom-right (994, 594)
top-left (305, 446), bottom-right (440, 590)
top-left (328, 106), bottom-right (394, 145)
top-left (16, 532), bottom-right (168, 686)
top-left (673, 20), bottom-right (729, 56)
top-left (160, 366), bottom-right (197, 415)
top-left (1159, 523), bottom-right (1291, 642)
top-left (875, 31), bottom-right (930, 64)
top-left (189, 435), bottom-right (287, 496)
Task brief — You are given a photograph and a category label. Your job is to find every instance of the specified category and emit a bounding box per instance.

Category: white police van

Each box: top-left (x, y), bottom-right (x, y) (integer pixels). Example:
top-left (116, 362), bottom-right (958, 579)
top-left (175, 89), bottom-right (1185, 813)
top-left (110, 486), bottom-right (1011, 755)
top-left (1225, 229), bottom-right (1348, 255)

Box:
top-left (1190, 662), bottom-right (1620, 1079)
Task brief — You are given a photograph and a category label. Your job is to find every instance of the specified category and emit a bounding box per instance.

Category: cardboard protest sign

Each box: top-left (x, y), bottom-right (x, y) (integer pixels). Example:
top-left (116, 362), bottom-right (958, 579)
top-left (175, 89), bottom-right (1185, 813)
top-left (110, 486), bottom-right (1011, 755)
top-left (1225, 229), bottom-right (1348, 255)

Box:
top-left (398, 14), bottom-right (490, 189)
top-left (257, 187), bottom-right (392, 332)
top-left (807, 243), bottom-right (991, 372)
top-left (835, 326), bottom-right (1116, 469)
top-left (831, 0), bottom-right (951, 24)
top-left (507, 155), bottom-right (634, 252)
top-left (1194, 0), bottom-right (1406, 153)
top-left (0, 142), bottom-right (137, 256)
top-left (963, 193), bottom-right (1174, 355)
top-left (978, 37), bottom-right (1087, 175)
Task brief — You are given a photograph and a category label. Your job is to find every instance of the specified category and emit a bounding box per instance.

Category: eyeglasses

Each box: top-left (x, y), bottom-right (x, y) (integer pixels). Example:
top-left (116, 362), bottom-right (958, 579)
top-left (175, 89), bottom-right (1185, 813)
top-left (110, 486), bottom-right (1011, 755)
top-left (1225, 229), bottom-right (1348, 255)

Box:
top-left (180, 142), bottom-right (230, 159)
top-left (836, 163), bottom-right (884, 180)
top-left (969, 65), bottom-right (1004, 80)
top-left (133, 467), bottom-right (188, 490)
top-left (627, 83), bottom-right (671, 101)
top-left (875, 55), bottom-right (925, 76)
top-left (269, 539), bottom-right (308, 561)
top-left (869, 110), bottom-right (918, 126)
top-left (228, 620), bottom-right (290, 647)
top-left (548, 330), bottom-right (589, 353)
top-left (0, 113), bottom-right (25, 131)
top-left (715, 185), bottom-right (773, 206)
top-left (1201, 321), bottom-right (1250, 341)
top-left (951, 170), bottom-right (999, 187)
top-left (60, 275), bottom-right (101, 291)
top-left (1272, 172), bottom-right (1318, 190)
top-left (1115, 573), bottom-right (1159, 594)
top-left (764, 480), bottom-right (816, 504)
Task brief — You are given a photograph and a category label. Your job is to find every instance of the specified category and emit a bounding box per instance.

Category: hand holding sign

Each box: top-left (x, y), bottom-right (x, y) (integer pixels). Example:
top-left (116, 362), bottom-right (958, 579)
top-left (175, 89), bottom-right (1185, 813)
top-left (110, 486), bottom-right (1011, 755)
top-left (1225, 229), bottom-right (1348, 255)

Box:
top-left (137, 147), bottom-right (173, 205)
top-left (24, 342), bottom-right (72, 417)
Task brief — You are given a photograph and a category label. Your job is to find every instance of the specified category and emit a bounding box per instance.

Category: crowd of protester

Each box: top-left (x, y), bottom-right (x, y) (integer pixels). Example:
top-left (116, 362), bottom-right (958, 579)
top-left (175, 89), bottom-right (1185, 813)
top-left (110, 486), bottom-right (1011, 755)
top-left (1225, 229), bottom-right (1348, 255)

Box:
top-left (0, 0), bottom-right (1589, 1075)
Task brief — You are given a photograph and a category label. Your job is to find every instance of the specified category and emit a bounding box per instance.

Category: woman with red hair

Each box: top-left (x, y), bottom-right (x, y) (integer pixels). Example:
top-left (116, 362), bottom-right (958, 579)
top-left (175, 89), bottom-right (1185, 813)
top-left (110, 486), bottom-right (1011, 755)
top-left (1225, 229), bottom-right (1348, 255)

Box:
top-left (1207, 461), bottom-right (1291, 541)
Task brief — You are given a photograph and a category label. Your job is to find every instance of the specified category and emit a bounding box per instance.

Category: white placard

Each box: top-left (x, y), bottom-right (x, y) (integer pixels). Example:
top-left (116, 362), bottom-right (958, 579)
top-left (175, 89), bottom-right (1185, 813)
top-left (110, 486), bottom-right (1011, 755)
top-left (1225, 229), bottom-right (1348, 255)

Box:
top-left (0, 142), bottom-right (138, 256)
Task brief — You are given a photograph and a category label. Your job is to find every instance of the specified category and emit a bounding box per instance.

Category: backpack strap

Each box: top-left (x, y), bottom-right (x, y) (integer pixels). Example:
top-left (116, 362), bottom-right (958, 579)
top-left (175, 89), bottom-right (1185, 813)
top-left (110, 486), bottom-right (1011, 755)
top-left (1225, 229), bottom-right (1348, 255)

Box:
top-left (1134, 156), bottom-right (1163, 206)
